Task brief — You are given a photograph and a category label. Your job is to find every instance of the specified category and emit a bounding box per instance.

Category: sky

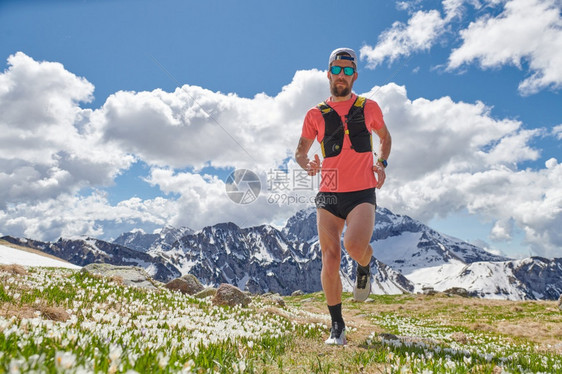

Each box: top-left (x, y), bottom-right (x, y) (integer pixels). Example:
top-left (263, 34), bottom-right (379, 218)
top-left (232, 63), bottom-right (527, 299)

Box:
top-left (0, 0), bottom-right (560, 259)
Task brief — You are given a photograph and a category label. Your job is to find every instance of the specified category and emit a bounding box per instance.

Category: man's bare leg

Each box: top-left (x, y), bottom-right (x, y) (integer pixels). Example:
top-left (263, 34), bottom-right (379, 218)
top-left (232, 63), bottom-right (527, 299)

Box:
top-left (343, 202), bottom-right (375, 266)
top-left (317, 208), bottom-right (345, 306)
top-left (344, 202), bottom-right (375, 301)
top-left (317, 208), bottom-right (347, 344)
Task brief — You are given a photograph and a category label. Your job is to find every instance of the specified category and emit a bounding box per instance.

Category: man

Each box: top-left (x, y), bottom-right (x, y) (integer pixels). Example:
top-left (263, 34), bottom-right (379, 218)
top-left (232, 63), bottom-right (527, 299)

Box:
top-left (295, 47), bottom-right (392, 345)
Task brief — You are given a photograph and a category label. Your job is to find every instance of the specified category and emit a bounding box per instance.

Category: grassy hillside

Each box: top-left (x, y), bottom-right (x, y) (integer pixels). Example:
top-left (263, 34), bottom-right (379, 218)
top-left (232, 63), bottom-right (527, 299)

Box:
top-left (0, 265), bottom-right (561, 373)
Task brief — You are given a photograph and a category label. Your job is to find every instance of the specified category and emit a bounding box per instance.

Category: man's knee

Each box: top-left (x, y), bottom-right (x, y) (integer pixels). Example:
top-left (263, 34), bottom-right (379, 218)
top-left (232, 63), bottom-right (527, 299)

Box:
top-left (343, 235), bottom-right (367, 251)
top-left (344, 238), bottom-right (371, 258)
top-left (322, 247), bottom-right (341, 268)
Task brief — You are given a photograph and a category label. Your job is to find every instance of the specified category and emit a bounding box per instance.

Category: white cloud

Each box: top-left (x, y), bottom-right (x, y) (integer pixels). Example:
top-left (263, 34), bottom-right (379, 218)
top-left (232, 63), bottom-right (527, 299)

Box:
top-left (144, 166), bottom-right (316, 232)
top-left (363, 83), bottom-right (524, 182)
top-left (0, 52), bottom-right (133, 208)
top-left (491, 218), bottom-right (514, 241)
top-left (442, 0), bottom-right (467, 19)
top-left (0, 54), bottom-right (326, 240)
top-left (366, 83), bottom-right (561, 257)
top-left (0, 193), bottom-right (172, 241)
top-left (361, 0), bottom-right (562, 95)
top-left (552, 124), bottom-right (562, 140)
top-left (361, 9), bottom-right (448, 68)
top-left (97, 69), bottom-right (329, 171)
top-left (448, 0), bottom-right (562, 95)
top-left (0, 53), bottom-right (560, 257)
top-left (361, 0), bottom-right (465, 68)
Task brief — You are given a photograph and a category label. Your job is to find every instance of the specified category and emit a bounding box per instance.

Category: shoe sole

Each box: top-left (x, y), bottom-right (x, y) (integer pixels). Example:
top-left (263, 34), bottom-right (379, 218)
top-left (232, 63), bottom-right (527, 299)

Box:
top-left (325, 329), bottom-right (347, 345)
top-left (324, 337), bottom-right (347, 345)
top-left (353, 281), bottom-right (371, 302)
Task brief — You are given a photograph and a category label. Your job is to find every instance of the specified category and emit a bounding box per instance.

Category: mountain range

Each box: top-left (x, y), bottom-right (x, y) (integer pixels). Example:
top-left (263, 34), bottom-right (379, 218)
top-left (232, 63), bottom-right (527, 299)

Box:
top-left (2, 207), bottom-right (561, 300)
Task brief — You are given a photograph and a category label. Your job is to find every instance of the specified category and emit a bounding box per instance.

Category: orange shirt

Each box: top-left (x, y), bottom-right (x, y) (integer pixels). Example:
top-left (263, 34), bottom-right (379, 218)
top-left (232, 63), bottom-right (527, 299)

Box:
top-left (301, 94), bottom-right (385, 192)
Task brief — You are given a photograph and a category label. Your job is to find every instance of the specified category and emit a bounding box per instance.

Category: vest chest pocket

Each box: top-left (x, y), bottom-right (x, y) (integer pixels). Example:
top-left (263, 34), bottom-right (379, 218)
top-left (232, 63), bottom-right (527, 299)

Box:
top-left (318, 96), bottom-right (372, 158)
top-left (347, 113), bottom-right (372, 153)
top-left (320, 111), bottom-right (345, 158)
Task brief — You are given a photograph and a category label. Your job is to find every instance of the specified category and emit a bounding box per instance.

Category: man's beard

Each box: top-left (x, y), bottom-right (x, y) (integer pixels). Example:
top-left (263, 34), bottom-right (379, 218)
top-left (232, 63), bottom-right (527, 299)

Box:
top-left (330, 81), bottom-right (351, 97)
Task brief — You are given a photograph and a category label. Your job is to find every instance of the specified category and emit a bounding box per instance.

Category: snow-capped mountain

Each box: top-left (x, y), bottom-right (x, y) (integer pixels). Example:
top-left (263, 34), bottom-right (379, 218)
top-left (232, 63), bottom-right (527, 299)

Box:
top-left (406, 256), bottom-right (562, 300)
top-left (281, 207), bottom-right (416, 295)
top-left (3, 207), bottom-right (561, 300)
top-left (113, 225), bottom-right (193, 253)
top-left (169, 222), bottom-right (323, 295)
top-left (283, 208), bottom-right (562, 300)
top-left (0, 236), bottom-right (181, 281)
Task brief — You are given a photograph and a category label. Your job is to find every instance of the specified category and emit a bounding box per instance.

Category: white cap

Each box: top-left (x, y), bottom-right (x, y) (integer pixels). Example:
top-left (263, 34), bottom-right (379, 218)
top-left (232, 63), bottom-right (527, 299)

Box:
top-left (328, 47), bottom-right (357, 66)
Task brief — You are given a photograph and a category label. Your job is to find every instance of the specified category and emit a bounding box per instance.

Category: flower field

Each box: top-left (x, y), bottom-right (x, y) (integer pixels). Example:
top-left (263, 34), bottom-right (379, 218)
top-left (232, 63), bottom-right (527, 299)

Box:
top-left (1, 265), bottom-right (561, 373)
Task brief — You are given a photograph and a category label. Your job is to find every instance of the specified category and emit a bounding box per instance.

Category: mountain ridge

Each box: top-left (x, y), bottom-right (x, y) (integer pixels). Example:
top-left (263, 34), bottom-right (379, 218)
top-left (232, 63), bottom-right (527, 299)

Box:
top-left (2, 207), bottom-right (561, 300)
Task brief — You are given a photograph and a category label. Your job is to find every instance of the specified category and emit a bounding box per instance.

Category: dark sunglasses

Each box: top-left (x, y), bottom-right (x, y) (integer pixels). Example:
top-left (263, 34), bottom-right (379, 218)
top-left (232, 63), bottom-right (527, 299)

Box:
top-left (330, 66), bottom-right (355, 76)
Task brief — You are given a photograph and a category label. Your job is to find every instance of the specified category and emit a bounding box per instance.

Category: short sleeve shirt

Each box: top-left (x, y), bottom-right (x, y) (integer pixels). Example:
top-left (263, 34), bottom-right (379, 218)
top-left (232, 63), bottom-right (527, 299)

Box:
top-left (301, 94), bottom-right (385, 192)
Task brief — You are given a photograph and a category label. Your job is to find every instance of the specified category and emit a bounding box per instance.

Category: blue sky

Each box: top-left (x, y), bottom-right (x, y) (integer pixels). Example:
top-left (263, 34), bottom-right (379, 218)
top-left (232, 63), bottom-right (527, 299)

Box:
top-left (0, 0), bottom-right (561, 259)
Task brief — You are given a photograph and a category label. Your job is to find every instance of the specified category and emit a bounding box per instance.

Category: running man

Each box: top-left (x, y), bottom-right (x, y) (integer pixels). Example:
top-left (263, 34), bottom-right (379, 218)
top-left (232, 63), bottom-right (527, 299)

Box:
top-left (295, 47), bottom-right (392, 345)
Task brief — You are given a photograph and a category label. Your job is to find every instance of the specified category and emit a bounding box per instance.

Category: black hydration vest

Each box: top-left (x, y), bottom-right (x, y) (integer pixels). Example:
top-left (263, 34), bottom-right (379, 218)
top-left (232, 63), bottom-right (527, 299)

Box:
top-left (318, 96), bottom-right (372, 158)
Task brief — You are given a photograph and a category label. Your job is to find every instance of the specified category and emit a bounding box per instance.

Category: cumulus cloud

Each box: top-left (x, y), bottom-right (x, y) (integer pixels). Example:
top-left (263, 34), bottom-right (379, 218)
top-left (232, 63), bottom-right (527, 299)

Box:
top-left (553, 124), bottom-right (562, 140)
top-left (361, 0), bottom-right (562, 95)
top-left (0, 53), bottom-right (560, 257)
top-left (368, 83), bottom-right (561, 257)
top-left (0, 52), bottom-right (133, 208)
top-left (0, 192), bottom-right (173, 241)
top-left (491, 218), bottom-right (514, 241)
top-left (0, 54), bottom-right (327, 239)
top-left (361, 9), bottom-right (448, 68)
top-left (448, 0), bottom-right (562, 95)
top-left (143, 164), bottom-right (319, 231)
top-left (361, 0), bottom-right (465, 68)
top-left (363, 83), bottom-right (526, 183)
top-left (97, 70), bottom-right (329, 171)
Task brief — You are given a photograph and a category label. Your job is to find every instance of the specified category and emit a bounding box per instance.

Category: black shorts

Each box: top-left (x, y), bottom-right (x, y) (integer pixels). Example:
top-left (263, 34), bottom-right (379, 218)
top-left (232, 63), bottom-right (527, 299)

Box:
top-left (315, 188), bottom-right (376, 219)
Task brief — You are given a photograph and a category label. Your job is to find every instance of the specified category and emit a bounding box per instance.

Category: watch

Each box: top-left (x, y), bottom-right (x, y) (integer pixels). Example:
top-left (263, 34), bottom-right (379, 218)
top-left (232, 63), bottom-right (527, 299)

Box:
top-left (377, 158), bottom-right (388, 168)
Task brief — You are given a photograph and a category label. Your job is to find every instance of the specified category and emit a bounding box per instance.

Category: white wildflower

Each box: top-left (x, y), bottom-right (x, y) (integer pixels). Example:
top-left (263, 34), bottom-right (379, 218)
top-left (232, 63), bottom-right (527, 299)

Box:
top-left (183, 359), bottom-right (196, 372)
top-left (158, 352), bottom-right (169, 368)
top-left (9, 358), bottom-right (23, 374)
top-left (109, 344), bottom-right (122, 362)
top-left (55, 351), bottom-right (76, 370)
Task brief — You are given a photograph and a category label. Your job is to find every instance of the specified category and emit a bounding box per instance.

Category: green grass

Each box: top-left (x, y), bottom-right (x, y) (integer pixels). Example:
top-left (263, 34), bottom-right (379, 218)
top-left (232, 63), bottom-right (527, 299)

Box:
top-left (0, 267), bottom-right (311, 373)
top-left (1, 266), bottom-right (561, 373)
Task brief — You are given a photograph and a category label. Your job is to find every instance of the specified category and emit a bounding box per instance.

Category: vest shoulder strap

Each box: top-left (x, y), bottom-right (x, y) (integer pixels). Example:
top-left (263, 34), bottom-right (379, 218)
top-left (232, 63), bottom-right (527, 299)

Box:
top-left (354, 95), bottom-right (366, 108)
top-left (317, 96), bottom-right (366, 113)
top-left (317, 101), bottom-right (333, 115)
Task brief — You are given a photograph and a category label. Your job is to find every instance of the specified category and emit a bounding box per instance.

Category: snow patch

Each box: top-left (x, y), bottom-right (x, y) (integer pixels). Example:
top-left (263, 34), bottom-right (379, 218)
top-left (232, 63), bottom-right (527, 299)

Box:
top-left (0, 244), bottom-right (81, 269)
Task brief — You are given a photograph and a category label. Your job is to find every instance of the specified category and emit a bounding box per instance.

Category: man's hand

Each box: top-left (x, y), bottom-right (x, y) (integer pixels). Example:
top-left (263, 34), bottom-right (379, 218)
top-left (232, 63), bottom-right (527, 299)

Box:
top-left (373, 164), bottom-right (386, 189)
top-left (306, 154), bottom-right (322, 176)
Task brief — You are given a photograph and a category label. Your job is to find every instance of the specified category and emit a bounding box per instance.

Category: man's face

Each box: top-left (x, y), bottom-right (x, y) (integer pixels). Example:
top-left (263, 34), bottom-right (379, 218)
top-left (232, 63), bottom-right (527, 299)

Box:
top-left (328, 59), bottom-right (357, 98)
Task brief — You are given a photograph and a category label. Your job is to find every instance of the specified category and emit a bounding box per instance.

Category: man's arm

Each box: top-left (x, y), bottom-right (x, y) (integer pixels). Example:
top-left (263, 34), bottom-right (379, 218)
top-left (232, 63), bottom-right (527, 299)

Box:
top-left (374, 124), bottom-right (391, 165)
top-left (372, 124), bottom-right (392, 188)
top-left (295, 137), bottom-right (321, 176)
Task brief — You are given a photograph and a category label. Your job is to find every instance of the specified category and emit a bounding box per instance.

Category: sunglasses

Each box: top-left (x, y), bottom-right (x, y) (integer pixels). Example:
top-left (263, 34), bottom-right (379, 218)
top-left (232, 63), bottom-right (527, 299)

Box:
top-left (330, 66), bottom-right (355, 76)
